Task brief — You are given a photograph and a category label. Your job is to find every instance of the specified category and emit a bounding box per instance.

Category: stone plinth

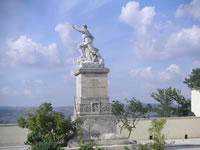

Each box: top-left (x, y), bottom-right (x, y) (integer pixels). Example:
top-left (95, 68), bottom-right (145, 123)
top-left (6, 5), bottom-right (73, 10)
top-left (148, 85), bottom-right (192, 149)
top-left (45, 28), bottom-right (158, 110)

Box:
top-left (74, 68), bottom-right (112, 116)
top-left (72, 64), bottom-right (130, 146)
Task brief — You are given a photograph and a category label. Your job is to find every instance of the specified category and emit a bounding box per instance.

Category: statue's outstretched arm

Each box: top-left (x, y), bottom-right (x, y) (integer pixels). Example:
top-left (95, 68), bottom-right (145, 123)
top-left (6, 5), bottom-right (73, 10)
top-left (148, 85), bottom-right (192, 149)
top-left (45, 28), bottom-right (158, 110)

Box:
top-left (72, 25), bottom-right (84, 33)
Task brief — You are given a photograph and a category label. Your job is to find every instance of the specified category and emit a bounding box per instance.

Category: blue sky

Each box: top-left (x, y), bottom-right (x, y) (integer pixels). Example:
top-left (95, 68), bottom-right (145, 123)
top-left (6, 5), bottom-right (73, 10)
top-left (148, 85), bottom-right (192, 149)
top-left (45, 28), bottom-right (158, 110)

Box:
top-left (0, 0), bottom-right (200, 107)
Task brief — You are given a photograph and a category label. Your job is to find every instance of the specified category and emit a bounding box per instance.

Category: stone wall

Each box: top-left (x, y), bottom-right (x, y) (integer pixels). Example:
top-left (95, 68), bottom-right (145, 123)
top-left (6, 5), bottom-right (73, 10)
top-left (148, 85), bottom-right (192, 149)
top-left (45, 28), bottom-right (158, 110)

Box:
top-left (0, 124), bottom-right (28, 146)
top-left (1, 117), bottom-right (200, 146)
top-left (117, 117), bottom-right (200, 141)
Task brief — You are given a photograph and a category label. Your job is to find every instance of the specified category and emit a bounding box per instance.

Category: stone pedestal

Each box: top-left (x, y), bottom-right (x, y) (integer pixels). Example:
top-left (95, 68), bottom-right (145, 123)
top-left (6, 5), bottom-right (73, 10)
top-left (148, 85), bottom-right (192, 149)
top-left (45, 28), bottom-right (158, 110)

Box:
top-left (71, 63), bottom-right (130, 146)
top-left (74, 68), bottom-right (112, 116)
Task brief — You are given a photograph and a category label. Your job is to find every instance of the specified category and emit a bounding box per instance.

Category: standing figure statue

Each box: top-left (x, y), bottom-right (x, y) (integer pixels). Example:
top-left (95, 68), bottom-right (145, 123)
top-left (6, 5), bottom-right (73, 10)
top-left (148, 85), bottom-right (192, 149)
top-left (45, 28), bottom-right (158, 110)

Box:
top-left (72, 24), bottom-right (104, 64)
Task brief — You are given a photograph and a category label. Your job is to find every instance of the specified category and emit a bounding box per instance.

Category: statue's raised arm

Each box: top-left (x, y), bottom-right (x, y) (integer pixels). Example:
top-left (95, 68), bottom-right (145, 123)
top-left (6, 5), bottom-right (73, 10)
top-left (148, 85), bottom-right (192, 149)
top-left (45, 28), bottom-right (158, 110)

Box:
top-left (72, 24), bottom-right (84, 33)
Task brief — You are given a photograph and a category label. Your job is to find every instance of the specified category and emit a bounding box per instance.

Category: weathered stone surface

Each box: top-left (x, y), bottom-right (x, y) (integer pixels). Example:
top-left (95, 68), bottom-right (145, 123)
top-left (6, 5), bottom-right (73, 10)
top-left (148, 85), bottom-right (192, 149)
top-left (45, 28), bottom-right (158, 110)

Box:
top-left (70, 115), bottom-right (130, 147)
top-left (74, 67), bottom-right (111, 116)
top-left (72, 54), bottom-right (130, 146)
top-left (72, 24), bottom-right (104, 68)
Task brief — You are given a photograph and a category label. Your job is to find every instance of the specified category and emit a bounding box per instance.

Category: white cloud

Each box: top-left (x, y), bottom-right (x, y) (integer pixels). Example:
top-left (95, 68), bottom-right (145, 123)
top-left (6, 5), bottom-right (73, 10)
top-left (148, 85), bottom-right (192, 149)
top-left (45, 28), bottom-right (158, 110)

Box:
top-left (119, 1), bottom-right (156, 35)
top-left (158, 64), bottom-right (181, 81)
top-left (130, 66), bottom-right (154, 79)
top-left (6, 35), bottom-right (61, 67)
top-left (133, 24), bottom-right (200, 60)
top-left (165, 25), bottom-right (200, 57)
top-left (55, 23), bottom-right (77, 53)
top-left (176, 0), bottom-right (200, 21)
top-left (119, 2), bottom-right (200, 61)
top-left (24, 89), bottom-right (32, 95)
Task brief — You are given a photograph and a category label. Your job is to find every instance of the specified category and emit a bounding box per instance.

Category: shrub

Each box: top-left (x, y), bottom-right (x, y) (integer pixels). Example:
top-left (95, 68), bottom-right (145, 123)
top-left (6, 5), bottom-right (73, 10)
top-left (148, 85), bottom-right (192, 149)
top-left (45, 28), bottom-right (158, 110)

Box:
top-left (31, 141), bottom-right (64, 150)
top-left (17, 102), bottom-right (77, 148)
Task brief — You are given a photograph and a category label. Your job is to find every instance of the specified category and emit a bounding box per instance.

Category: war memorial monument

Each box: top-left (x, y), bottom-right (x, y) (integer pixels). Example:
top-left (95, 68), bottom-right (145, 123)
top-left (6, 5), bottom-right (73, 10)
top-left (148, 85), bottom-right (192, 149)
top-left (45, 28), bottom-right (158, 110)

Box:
top-left (71, 24), bottom-right (130, 146)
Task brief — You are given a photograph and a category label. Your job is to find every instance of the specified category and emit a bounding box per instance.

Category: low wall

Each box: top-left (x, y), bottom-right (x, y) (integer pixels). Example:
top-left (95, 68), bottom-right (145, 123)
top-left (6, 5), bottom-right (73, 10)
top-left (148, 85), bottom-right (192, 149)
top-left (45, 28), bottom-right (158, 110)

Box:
top-left (0, 124), bottom-right (28, 146)
top-left (0, 117), bottom-right (200, 146)
top-left (117, 117), bottom-right (200, 141)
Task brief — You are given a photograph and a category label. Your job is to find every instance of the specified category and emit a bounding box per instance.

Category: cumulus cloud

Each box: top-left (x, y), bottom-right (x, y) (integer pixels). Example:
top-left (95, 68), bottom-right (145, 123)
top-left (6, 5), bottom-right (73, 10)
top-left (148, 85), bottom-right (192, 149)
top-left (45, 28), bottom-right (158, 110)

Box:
top-left (176, 0), bottom-right (200, 21)
top-left (130, 66), bottom-right (154, 79)
top-left (55, 23), bottom-right (77, 53)
top-left (165, 25), bottom-right (200, 57)
top-left (6, 35), bottom-right (61, 67)
top-left (119, 1), bottom-right (200, 61)
top-left (158, 64), bottom-right (181, 81)
top-left (119, 1), bottom-right (156, 35)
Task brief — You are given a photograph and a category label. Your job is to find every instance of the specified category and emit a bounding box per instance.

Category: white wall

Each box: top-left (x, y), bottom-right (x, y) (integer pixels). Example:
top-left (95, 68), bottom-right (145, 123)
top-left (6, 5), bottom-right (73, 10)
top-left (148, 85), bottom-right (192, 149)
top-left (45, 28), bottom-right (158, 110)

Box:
top-left (0, 124), bottom-right (28, 146)
top-left (192, 90), bottom-right (200, 117)
top-left (117, 117), bottom-right (200, 141)
top-left (1, 117), bottom-right (200, 146)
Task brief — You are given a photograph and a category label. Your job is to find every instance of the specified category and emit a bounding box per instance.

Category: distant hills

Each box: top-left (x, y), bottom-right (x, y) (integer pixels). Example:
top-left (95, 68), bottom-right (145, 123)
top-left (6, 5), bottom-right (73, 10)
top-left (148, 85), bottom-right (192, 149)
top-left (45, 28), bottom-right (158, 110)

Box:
top-left (0, 106), bottom-right (74, 124)
top-left (0, 103), bottom-right (158, 124)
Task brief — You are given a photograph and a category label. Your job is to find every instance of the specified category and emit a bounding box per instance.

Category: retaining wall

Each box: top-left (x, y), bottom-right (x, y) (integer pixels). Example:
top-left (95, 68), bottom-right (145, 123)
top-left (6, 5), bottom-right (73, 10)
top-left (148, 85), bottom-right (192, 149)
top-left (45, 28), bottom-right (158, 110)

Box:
top-left (117, 117), bottom-right (200, 141)
top-left (0, 117), bottom-right (200, 146)
top-left (0, 124), bottom-right (28, 146)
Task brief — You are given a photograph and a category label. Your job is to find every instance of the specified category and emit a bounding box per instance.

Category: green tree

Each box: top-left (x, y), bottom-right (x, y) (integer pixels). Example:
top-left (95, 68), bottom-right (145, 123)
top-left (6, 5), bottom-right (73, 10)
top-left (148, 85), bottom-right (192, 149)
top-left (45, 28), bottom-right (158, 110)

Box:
top-left (112, 97), bottom-right (152, 137)
top-left (17, 102), bottom-right (77, 148)
top-left (151, 87), bottom-right (175, 117)
top-left (151, 87), bottom-right (193, 117)
top-left (124, 119), bottom-right (167, 150)
top-left (184, 68), bottom-right (200, 90)
top-left (148, 119), bottom-right (167, 150)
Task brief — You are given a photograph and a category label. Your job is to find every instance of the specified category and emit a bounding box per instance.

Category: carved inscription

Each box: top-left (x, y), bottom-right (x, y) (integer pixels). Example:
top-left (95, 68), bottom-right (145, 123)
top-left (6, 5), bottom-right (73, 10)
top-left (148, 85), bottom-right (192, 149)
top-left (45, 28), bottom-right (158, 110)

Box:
top-left (78, 103), bottom-right (111, 113)
top-left (101, 104), bottom-right (111, 112)
top-left (83, 78), bottom-right (106, 88)
top-left (79, 104), bottom-right (91, 112)
top-left (90, 79), bottom-right (99, 87)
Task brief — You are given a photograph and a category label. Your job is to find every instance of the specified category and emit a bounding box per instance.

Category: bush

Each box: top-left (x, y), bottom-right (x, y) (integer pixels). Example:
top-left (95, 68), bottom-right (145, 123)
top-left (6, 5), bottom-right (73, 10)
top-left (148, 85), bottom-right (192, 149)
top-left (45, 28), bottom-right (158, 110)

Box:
top-left (148, 119), bottom-right (167, 150)
top-left (31, 141), bottom-right (64, 150)
top-left (78, 144), bottom-right (103, 150)
top-left (17, 102), bottom-right (77, 148)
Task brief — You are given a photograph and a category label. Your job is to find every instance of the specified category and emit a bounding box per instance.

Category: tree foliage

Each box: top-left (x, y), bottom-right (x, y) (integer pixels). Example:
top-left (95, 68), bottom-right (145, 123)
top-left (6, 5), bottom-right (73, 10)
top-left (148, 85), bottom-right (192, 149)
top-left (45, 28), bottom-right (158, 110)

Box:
top-left (151, 87), bottom-right (193, 117)
top-left (124, 119), bottom-right (167, 150)
top-left (17, 102), bottom-right (77, 148)
top-left (78, 144), bottom-right (103, 150)
top-left (148, 119), bottom-right (167, 150)
top-left (184, 68), bottom-right (200, 90)
top-left (112, 97), bottom-right (152, 137)
top-left (31, 141), bottom-right (64, 150)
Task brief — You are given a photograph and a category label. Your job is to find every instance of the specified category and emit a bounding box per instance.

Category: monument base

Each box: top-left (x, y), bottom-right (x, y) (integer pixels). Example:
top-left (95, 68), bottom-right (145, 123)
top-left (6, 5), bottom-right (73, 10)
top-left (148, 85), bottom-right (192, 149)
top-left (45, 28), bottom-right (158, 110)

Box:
top-left (70, 115), bottom-right (130, 146)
